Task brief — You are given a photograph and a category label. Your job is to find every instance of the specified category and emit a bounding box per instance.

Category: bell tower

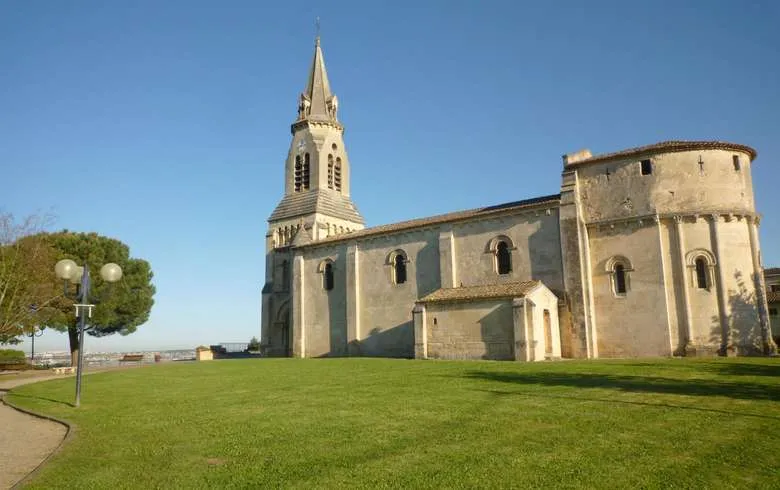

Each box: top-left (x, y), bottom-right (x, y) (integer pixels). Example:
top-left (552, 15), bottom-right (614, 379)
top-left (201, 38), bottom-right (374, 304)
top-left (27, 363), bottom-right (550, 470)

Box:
top-left (268, 36), bottom-right (364, 247)
top-left (261, 36), bottom-right (364, 356)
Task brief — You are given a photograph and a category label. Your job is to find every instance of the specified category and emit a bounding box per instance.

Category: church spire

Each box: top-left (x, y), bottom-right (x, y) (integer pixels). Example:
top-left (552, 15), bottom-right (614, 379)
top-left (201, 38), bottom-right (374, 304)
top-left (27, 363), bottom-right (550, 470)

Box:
top-left (296, 36), bottom-right (339, 124)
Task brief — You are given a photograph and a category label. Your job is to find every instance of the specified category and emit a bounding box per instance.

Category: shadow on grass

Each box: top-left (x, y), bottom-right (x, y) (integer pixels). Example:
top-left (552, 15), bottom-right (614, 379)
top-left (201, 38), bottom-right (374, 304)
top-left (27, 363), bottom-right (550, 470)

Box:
top-left (475, 389), bottom-right (780, 420)
top-left (702, 362), bottom-right (780, 378)
top-left (7, 391), bottom-right (74, 408)
top-left (599, 360), bottom-right (780, 378)
top-left (463, 371), bottom-right (780, 402)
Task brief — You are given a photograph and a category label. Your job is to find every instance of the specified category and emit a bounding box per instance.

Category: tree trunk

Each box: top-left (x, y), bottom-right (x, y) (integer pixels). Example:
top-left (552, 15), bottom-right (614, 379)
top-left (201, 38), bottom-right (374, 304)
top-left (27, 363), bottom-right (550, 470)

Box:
top-left (68, 325), bottom-right (79, 368)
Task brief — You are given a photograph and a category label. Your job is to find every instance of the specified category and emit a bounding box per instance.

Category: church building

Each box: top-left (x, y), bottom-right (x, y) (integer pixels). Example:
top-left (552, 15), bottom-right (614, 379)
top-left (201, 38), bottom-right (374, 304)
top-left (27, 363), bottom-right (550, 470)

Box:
top-left (260, 38), bottom-right (777, 360)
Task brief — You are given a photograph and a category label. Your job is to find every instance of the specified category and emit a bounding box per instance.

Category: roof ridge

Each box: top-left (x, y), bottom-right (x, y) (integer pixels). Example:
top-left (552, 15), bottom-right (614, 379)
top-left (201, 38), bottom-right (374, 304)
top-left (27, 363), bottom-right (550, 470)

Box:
top-left (295, 194), bottom-right (561, 248)
top-left (566, 140), bottom-right (757, 167)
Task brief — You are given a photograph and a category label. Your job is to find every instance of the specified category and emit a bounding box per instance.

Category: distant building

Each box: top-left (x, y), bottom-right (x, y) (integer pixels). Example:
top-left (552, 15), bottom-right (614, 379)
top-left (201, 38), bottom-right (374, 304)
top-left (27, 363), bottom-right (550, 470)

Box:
top-left (260, 37), bottom-right (776, 360)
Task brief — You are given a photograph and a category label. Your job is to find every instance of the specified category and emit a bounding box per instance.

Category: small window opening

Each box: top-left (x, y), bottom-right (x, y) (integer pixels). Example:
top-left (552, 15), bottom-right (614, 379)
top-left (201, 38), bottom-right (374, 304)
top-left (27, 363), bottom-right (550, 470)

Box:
top-left (695, 258), bottom-right (708, 289)
top-left (770, 308), bottom-right (778, 316)
top-left (394, 254), bottom-right (407, 285)
top-left (496, 241), bottom-right (511, 275)
top-left (331, 143), bottom-right (338, 151)
top-left (640, 159), bottom-right (652, 175)
top-left (323, 262), bottom-right (334, 291)
top-left (733, 155), bottom-right (741, 171)
top-left (433, 317), bottom-right (437, 325)
top-left (770, 284), bottom-right (780, 292)
top-left (302, 153), bottom-right (310, 190)
top-left (614, 264), bottom-right (627, 295)
top-left (281, 260), bottom-right (289, 291)
top-left (334, 157), bottom-right (342, 192)
top-left (327, 154), bottom-right (334, 189)
top-left (294, 155), bottom-right (302, 192)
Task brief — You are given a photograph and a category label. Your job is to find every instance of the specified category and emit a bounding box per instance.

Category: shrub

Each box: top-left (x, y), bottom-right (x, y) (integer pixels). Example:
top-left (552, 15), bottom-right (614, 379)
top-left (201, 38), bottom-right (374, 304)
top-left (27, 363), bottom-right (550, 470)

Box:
top-left (0, 349), bottom-right (25, 362)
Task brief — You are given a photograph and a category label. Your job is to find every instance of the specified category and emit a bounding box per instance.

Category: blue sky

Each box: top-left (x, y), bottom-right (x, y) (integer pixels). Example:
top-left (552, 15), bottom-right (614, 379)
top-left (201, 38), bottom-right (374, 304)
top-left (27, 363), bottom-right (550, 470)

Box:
top-left (2, 0), bottom-right (779, 353)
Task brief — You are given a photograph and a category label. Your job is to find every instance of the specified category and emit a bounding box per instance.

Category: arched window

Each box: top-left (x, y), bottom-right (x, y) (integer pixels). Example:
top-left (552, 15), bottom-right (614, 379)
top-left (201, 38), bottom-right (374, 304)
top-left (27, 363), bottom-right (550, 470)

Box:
top-left (324, 263), bottom-right (333, 290)
top-left (303, 153), bottom-right (311, 190)
top-left (614, 264), bottom-right (627, 294)
top-left (327, 154), bottom-right (334, 189)
top-left (487, 236), bottom-right (514, 275)
top-left (695, 258), bottom-right (708, 289)
top-left (606, 256), bottom-right (632, 297)
top-left (685, 249), bottom-right (716, 291)
top-left (394, 254), bottom-right (407, 284)
top-left (318, 259), bottom-right (335, 291)
top-left (334, 157), bottom-right (342, 192)
top-left (387, 250), bottom-right (408, 285)
top-left (496, 241), bottom-right (511, 275)
top-left (294, 156), bottom-right (302, 192)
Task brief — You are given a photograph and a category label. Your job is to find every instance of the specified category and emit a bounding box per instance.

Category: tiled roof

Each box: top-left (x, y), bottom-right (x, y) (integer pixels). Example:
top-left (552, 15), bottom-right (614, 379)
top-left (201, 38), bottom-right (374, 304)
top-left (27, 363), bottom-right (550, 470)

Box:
top-left (418, 281), bottom-right (541, 304)
top-left (766, 291), bottom-right (780, 303)
top-left (295, 194), bottom-right (560, 248)
top-left (763, 267), bottom-right (780, 276)
top-left (567, 140), bottom-right (757, 167)
top-left (269, 189), bottom-right (365, 224)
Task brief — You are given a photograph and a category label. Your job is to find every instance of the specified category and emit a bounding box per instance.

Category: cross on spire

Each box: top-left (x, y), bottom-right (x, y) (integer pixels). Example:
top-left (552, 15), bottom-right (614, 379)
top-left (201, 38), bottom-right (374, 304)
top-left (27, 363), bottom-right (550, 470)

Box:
top-left (315, 17), bottom-right (321, 44)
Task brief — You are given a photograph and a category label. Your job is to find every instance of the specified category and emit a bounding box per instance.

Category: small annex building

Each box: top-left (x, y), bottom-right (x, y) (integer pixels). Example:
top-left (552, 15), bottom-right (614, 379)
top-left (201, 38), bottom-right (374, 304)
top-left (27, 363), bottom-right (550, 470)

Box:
top-left (414, 281), bottom-right (561, 361)
top-left (260, 37), bottom-right (777, 361)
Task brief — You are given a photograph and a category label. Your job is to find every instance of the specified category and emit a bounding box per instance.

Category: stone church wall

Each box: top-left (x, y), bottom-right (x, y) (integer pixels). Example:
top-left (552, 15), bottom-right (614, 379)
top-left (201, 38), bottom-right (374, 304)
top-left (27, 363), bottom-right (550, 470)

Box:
top-left (356, 230), bottom-right (440, 358)
top-left (576, 149), bottom-right (756, 224)
top-left (717, 218), bottom-right (763, 354)
top-left (300, 243), bottom-right (349, 357)
top-left (425, 300), bottom-right (515, 360)
top-left (589, 222), bottom-right (672, 357)
top-left (452, 209), bottom-right (564, 291)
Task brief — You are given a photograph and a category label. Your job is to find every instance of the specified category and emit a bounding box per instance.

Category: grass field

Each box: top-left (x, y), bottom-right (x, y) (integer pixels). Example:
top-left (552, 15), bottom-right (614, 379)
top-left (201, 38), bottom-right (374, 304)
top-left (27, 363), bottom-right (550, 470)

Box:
top-left (7, 358), bottom-right (780, 488)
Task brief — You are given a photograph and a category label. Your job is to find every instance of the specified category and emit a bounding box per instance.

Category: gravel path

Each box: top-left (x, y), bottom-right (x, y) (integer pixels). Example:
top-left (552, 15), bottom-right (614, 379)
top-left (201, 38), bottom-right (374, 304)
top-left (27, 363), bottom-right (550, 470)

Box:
top-left (0, 373), bottom-right (70, 489)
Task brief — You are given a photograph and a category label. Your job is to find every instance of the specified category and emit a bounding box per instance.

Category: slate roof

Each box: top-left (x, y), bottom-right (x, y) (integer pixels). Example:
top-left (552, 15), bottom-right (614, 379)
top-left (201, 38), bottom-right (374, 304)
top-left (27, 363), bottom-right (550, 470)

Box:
top-left (269, 189), bottom-right (365, 224)
top-left (567, 140), bottom-right (757, 167)
top-left (418, 281), bottom-right (541, 304)
top-left (295, 194), bottom-right (560, 248)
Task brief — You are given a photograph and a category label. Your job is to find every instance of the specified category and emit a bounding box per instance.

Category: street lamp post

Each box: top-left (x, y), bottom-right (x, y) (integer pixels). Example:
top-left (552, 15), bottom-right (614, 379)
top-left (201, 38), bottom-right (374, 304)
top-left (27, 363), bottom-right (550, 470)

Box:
top-left (55, 259), bottom-right (122, 407)
top-left (26, 325), bottom-right (44, 367)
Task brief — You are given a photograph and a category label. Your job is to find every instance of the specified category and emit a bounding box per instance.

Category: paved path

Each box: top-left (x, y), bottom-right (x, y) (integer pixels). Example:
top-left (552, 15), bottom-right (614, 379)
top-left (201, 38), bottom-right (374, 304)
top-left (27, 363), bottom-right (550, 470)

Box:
top-left (0, 373), bottom-right (70, 489)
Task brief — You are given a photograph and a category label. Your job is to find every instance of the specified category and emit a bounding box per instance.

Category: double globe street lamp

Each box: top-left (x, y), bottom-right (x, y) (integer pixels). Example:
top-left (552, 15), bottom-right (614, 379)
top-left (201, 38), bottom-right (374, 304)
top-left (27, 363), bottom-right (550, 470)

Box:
top-left (54, 259), bottom-right (123, 407)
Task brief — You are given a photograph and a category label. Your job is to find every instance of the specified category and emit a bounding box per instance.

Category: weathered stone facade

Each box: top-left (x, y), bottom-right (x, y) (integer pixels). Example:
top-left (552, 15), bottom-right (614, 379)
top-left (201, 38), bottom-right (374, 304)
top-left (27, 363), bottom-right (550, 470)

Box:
top-left (260, 39), bottom-right (776, 360)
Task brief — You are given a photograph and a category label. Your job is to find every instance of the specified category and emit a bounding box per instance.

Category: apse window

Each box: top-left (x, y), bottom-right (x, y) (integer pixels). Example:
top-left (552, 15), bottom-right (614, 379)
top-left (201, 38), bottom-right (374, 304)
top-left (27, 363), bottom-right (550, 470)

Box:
top-left (695, 257), bottom-right (709, 289)
top-left (607, 256), bottom-right (632, 297)
top-left (733, 155), bottom-right (741, 171)
top-left (640, 159), bottom-right (652, 175)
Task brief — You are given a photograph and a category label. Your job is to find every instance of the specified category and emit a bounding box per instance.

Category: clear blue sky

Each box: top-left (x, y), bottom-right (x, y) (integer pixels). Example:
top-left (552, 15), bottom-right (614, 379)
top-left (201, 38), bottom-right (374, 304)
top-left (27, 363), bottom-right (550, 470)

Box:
top-left (2, 0), bottom-right (779, 353)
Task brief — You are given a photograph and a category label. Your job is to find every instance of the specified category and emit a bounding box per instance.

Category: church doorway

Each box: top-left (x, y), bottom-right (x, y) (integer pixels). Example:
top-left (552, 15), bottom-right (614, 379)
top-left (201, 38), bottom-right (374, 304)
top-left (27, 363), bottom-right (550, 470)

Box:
top-left (275, 302), bottom-right (291, 357)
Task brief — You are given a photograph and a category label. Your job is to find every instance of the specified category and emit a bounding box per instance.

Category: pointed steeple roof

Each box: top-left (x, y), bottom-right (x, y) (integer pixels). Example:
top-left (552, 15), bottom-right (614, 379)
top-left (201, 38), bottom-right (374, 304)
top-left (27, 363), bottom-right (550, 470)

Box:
top-left (297, 37), bottom-right (339, 123)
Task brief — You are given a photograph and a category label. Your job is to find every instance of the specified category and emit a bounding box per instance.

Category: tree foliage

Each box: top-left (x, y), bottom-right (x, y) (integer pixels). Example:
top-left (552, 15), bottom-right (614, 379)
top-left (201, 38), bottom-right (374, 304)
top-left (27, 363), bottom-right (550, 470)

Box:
top-left (40, 231), bottom-right (156, 341)
top-left (248, 336), bottom-right (260, 351)
top-left (0, 213), bottom-right (58, 343)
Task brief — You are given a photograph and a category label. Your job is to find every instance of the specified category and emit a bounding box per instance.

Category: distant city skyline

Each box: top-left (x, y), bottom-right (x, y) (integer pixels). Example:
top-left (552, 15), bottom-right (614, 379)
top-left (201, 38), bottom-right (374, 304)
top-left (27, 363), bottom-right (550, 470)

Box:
top-left (3, 0), bottom-right (779, 353)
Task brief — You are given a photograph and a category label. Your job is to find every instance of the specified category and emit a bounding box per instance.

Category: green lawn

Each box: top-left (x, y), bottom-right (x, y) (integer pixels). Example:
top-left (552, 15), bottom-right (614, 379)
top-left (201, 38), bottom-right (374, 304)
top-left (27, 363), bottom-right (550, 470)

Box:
top-left (7, 358), bottom-right (780, 488)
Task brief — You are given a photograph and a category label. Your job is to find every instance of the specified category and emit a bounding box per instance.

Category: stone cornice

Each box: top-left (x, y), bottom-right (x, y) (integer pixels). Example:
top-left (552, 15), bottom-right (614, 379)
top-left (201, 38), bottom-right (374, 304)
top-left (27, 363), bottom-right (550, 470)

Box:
top-left (291, 119), bottom-right (344, 134)
top-left (585, 210), bottom-right (759, 230)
